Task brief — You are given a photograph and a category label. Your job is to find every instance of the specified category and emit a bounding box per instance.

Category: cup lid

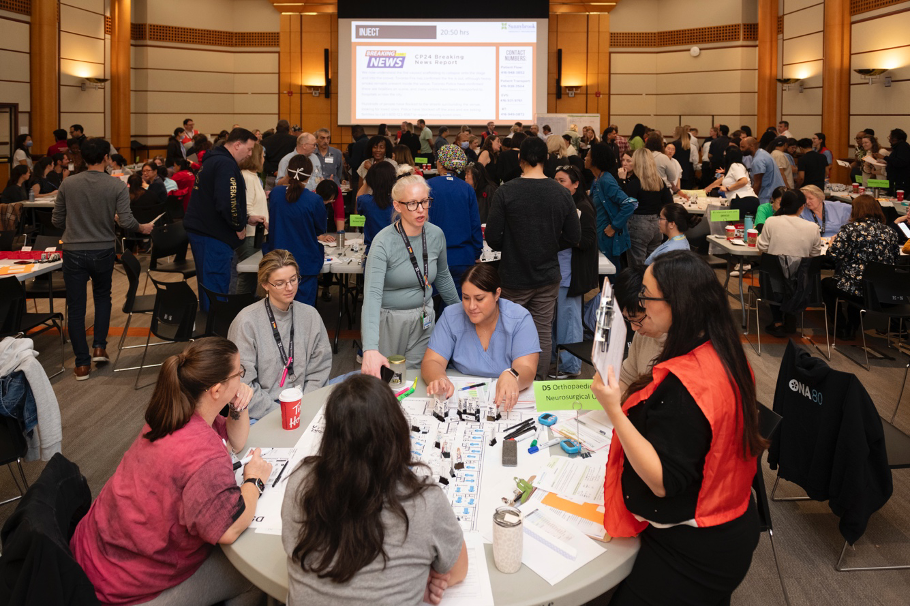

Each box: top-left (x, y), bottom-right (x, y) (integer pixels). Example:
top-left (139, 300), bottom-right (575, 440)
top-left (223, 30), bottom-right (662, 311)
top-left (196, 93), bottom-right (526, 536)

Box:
top-left (279, 387), bottom-right (302, 401)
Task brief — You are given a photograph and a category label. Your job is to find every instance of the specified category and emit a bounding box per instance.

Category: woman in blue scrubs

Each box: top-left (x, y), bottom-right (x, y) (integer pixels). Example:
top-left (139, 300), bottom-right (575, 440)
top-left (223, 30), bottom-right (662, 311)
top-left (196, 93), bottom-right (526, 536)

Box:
top-left (420, 265), bottom-right (539, 411)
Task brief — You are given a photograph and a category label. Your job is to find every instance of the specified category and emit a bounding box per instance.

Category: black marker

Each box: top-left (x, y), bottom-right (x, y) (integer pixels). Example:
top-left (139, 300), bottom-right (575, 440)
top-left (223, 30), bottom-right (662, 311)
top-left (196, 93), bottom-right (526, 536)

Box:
top-left (272, 461), bottom-right (289, 488)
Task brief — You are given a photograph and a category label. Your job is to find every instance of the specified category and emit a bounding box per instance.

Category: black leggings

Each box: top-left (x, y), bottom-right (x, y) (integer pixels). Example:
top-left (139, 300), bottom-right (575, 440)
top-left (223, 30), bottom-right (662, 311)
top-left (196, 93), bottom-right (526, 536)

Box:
top-left (821, 277), bottom-right (863, 329)
top-left (609, 501), bottom-right (759, 606)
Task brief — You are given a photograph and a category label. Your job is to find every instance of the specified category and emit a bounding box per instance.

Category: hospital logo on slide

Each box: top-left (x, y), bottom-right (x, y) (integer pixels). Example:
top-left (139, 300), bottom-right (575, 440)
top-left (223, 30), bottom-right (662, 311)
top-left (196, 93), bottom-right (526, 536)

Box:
top-left (365, 50), bottom-right (406, 68)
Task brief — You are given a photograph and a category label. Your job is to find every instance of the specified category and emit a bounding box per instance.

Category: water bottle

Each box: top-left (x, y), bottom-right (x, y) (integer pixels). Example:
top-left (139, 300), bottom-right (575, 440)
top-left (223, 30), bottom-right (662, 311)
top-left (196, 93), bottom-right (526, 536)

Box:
top-left (28, 189), bottom-right (35, 203)
top-left (744, 214), bottom-right (754, 243)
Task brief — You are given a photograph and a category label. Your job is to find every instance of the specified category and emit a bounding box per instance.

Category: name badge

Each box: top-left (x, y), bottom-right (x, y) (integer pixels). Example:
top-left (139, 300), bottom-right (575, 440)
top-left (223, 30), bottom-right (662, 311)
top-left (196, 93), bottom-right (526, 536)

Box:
top-left (325, 156), bottom-right (334, 164)
top-left (421, 310), bottom-right (431, 330)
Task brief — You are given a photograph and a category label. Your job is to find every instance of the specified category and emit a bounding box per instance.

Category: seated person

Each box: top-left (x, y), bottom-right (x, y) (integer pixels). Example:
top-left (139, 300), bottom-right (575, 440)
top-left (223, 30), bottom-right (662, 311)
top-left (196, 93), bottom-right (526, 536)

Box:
top-left (646, 203), bottom-right (693, 264)
top-left (799, 184), bottom-right (851, 238)
top-left (420, 264), bottom-right (539, 412)
top-left (127, 173), bottom-right (164, 224)
top-left (282, 374), bottom-right (469, 605)
top-left (228, 249), bottom-right (332, 419)
top-left (754, 186), bottom-right (787, 233)
top-left (315, 178), bottom-right (345, 233)
top-left (612, 266), bottom-right (666, 394)
top-left (70, 338), bottom-right (271, 605)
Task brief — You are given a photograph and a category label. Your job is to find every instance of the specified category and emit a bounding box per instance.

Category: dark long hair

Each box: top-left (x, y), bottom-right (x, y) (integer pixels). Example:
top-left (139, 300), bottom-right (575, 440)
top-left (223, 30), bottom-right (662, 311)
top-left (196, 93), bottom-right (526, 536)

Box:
top-left (630, 123), bottom-right (647, 141)
top-left (127, 173), bottom-right (146, 200)
top-left (724, 147), bottom-right (744, 172)
top-left (28, 157), bottom-right (53, 189)
top-left (285, 154), bottom-right (313, 203)
top-left (144, 338), bottom-right (238, 442)
top-left (589, 143), bottom-right (618, 177)
top-left (775, 189), bottom-right (805, 217)
top-left (290, 374), bottom-right (430, 583)
top-left (479, 135), bottom-right (500, 161)
top-left (555, 164), bottom-right (592, 209)
top-left (6, 165), bottom-right (29, 189)
top-left (468, 162), bottom-right (496, 198)
top-left (14, 134), bottom-right (31, 159)
top-left (627, 251), bottom-right (767, 458)
top-left (365, 160), bottom-right (396, 210)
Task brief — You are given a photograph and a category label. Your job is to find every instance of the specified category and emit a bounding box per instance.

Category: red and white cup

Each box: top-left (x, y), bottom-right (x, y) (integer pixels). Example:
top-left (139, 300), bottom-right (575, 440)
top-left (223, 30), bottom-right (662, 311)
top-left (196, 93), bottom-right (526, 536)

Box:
top-left (858, 186), bottom-right (866, 195)
top-left (747, 229), bottom-right (759, 247)
top-left (898, 190), bottom-right (905, 202)
top-left (852, 183), bottom-right (859, 194)
top-left (725, 225), bottom-right (736, 240)
top-left (278, 387), bottom-right (302, 430)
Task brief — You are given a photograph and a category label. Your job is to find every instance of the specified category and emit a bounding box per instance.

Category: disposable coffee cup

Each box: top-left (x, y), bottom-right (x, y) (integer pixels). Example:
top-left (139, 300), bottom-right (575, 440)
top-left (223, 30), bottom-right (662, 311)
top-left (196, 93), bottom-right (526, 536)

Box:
top-left (747, 229), bottom-right (759, 247)
top-left (852, 183), bottom-right (859, 194)
top-left (898, 190), bottom-right (905, 202)
top-left (725, 225), bottom-right (736, 240)
top-left (858, 186), bottom-right (866, 195)
top-left (278, 387), bottom-right (302, 430)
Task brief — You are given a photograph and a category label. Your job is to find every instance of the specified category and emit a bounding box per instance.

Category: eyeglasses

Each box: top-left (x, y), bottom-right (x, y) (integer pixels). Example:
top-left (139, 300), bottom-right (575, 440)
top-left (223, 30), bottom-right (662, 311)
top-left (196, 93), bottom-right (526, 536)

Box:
top-left (623, 313), bottom-right (648, 328)
top-left (207, 365), bottom-right (245, 391)
top-left (267, 274), bottom-right (300, 289)
top-left (639, 285), bottom-right (668, 305)
top-left (399, 197), bottom-right (433, 211)
top-left (658, 216), bottom-right (668, 223)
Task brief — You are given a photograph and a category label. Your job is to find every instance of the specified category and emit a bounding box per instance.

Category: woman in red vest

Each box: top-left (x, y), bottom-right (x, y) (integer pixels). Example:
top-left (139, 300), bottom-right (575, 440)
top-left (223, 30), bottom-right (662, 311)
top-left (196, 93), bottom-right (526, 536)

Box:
top-left (592, 250), bottom-right (767, 605)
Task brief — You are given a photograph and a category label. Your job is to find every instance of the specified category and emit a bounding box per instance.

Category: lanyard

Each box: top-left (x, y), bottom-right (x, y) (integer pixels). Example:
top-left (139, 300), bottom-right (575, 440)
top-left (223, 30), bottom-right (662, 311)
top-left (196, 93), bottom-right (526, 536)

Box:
top-left (264, 298), bottom-right (294, 378)
top-left (809, 205), bottom-right (827, 235)
top-left (395, 221), bottom-right (429, 293)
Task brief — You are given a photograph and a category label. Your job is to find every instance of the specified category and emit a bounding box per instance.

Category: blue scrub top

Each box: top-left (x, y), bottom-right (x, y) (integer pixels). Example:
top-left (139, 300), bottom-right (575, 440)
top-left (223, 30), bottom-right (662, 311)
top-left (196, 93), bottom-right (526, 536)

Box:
top-left (264, 186), bottom-right (326, 275)
top-left (427, 175), bottom-right (483, 267)
top-left (751, 149), bottom-right (785, 203)
top-left (427, 298), bottom-right (540, 377)
top-left (357, 193), bottom-right (394, 246)
top-left (645, 235), bottom-right (690, 265)
top-left (799, 200), bottom-right (852, 238)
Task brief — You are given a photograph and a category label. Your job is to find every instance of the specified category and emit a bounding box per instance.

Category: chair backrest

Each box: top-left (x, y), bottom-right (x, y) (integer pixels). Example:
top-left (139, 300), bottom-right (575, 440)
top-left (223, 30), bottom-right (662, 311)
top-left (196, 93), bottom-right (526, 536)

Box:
top-left (0, 277), bottom-right (27, 337)
top-left (149, 221), bottom-right (189, 269)
top-left (32, 235), bottom-right (61, 251)
top-left (0, 231), bottom-right (14, 251)
top-left (862, 262), bottom-right (910, 313)
top-left (164, 193), bottom-right (185, 221)
top-left (755, 253), bottom-right (787, 303)
top-left (754, 404), bottom-right (783, 533)
top-left (34, 210), bottom-right (63, 237)
top-left (200, 284), bottom-right (258, 338)
top-left (148, 274), bottom-right (199, 341)
top-left (119, 250), bottom-right (142, 313)
top-left (131, 201), bottom-right (167, 226)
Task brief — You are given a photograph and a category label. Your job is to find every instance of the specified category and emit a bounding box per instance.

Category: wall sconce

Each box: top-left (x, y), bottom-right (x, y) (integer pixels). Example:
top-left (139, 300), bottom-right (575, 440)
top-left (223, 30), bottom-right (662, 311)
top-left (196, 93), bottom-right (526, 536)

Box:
top-left (306, 86), bottom-right (322, 97)
top-left (565, 86), bottom-right (581, 98)
top-left (81, 77), bottom-right (108, 91)
top-left (776, 78), bottom-right (802, 92)
top-left (854, 68), bottom-right (890, 86)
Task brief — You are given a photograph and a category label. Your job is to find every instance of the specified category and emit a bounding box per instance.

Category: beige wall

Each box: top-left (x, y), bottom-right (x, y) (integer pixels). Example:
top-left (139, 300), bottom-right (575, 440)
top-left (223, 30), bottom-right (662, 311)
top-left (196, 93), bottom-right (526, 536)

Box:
top-left (0, 9), bottom-right (31, 135)
top-left (779, 0), bottom-right (824, 137)
top-left (60, 0), bottom-right (109, 139)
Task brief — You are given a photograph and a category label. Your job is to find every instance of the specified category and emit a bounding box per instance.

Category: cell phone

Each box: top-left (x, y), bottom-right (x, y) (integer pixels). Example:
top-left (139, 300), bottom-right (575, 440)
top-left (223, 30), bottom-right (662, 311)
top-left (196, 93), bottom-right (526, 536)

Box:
top-left (502, 440), bottom-right (518, 467)
top-left (379, 365), bottom-right (395, 383)
top-left (898, 221), bottom-right (910, 240)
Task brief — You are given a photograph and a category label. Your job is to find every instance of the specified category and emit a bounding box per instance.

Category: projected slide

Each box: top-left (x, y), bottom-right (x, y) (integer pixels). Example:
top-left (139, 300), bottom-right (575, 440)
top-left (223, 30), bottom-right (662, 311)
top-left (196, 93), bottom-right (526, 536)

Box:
top-left (350, 21), bottom-right (537, 123)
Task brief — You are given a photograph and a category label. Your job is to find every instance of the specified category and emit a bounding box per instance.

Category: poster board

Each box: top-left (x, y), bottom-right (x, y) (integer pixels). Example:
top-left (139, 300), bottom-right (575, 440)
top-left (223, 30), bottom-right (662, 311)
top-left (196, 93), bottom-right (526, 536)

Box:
top-left (535, 114), bottom-right (601, 139)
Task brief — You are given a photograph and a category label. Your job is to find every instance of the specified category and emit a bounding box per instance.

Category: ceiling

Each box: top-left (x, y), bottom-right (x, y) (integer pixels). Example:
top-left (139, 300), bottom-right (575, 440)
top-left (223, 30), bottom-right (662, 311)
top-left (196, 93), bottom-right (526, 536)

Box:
top-left (269, 1), bottom-right (621, 14)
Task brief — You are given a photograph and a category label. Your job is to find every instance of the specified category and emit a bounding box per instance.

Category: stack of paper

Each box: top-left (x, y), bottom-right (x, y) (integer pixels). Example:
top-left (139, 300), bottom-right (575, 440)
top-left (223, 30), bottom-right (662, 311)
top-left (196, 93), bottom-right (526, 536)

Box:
top-left (551, 410), bottom-right (613, 452)
top-left (526, 455), bottom-right (609, 542)
top-left (517, 505), bottom-right (607, 585)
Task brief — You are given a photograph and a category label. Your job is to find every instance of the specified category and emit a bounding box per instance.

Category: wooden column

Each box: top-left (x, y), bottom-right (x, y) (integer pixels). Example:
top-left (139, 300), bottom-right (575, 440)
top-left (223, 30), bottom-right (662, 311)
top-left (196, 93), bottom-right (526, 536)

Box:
top-left (111, 0), bottom-right (131, 156)
top-left (822, 0), bottom-right (851, 184)
top-left (30, 0), bottom-right (58, 153)
top-left (756, 0), bottom-right (778, 133)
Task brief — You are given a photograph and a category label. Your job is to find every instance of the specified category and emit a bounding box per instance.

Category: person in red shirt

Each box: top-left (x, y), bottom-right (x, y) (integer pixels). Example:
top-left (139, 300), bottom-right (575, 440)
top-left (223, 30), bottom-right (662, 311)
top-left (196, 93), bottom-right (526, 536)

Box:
top-left (70, 338), bottom-right (272, 606)
top-left (46, 129), bottom-right (69, 157)
top-left (168, 158), bottom-right (197, 212)
top-left (180, 118), bottom-right (199, 147)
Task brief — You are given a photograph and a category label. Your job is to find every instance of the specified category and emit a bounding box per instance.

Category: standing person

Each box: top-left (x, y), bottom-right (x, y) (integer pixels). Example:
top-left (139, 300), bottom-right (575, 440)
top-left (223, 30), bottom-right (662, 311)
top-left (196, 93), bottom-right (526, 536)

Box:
top-left (708, 124), bottom-right (730, 174)
top-left (68, 124), bottom-right (87, 149)
top-left (427, 145), bottom-right (483, 295)
top-left (233, 143), bottom-right (268, 295)
top-left (417, 119), bottom-right (434, 163)
top-left (434, 127), bottom-right (449, 155)
top-left (313, 128), bottom-right (343, 186)
top-left (485, 136), bottom-right (581, 380)
top-left (704, 148), bottom-right (759, 216)
top-left (610, 124), bottom-right (630, 158)
top-left (360, 175), bottom-right (460, 375)
top-left (603, 127), bottom-right (621, 162)
top-left (52, 138), bottom-right (154, 380)
top-left (281, 374), bottom-right (468, 605)
top-left (477, 134), bottom-right (501, 183)
top-left (813, 132), bottom-right (833, 167)
top-left (47, 129), bottom-right (69, 157)
top-left (740, 136), bottom-right (784, 207)
top-left (276, 133), bottom-right (323, 191)
top-left (263, 155), bottom-right (331, 307)
top-left (185, 128), bottom-right (257, 311)
top-left (884, 128), bottom-right (910, 196)
top-left (262, 120), bottom-right (298, 178)
top-left (399, 121), bottom-right (420, 158)
top-left (795, 138), bottom-right (828, 190)
top-left (481, 121), bottom-right (496, 141)
top-left (13, 134), bottom-right (32, 169)
top-left (180, 118), bottom-right (199, 147)
top-left (551, 165), bottom-right (598, 378)
top-left (464, 162), bottom-right (497, 223)
top-left (778, 121), bottom-right (792, 138)
top-left (670, 125), bottom-right (697, 189)
top-left (167, 127), bottom-right (187, 163)
top-left (594, 250), bottom-right (764, 606)
top-left (628, 124), bottom-right (647, 152)
top-left (496, 132), bottom-right (525, 183)
top-left (70, 338), bottom-right (270, 606)
top-left (588, 143), bottom-right (637, 273)
top-left (623, 149), bottom-right (673, 267)
top-left (645, 135), bottom-right (681, 194)
top-left (769, 135), bottom-right (795, 188)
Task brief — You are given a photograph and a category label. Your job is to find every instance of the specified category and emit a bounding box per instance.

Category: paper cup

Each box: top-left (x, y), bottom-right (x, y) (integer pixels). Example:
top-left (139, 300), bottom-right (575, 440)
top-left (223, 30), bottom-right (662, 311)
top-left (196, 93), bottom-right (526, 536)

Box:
top-left (898, 190), bottom-right (905, 202)
top-left (278, 387), bottom-right (302, 430)
top-left (725, 225), bottom-right (736, 240)
top-left (747, 229), bottom-right (759, 247)
top-left (852, 183), bottom-right (859, 194)
top-left (858, 186), bottom-right (866, 195)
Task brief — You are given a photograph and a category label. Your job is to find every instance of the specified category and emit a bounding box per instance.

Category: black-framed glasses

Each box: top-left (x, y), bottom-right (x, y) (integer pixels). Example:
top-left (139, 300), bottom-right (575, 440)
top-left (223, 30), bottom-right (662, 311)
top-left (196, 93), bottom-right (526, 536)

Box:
top-left (623, 312), bottom-right (648, 328)
top-left (639, 285), bottom-right (668, 305)
top-left (207, 365), bottom-right (245, 391)
top-left (268, 274), bottom-right (300, 290)
top-left (400, 197), bottom-right (433, 211)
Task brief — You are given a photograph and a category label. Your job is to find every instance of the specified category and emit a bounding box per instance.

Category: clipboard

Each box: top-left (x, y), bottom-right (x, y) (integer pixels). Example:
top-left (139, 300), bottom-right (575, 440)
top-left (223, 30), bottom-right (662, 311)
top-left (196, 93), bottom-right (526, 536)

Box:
top-left (590, 280), bottom-right (626, 381)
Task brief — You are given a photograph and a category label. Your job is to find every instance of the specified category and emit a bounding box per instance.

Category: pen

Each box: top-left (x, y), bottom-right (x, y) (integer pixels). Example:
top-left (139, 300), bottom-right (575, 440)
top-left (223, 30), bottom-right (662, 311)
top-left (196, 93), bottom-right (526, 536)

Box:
top-left (279, 356), bottom-right (293, 388)
top-left (272, 460), bottom-right (289, 488)
top-left (232, 452), bottom-right (255, 471)
top-left (514, 430), bottom-right (535, 443)
top-left (503, 418), bottom-right (534, 433)
top-left (505, 423), bottom-right (536, 441)
top-left (460, 382), bottom-right (487, 391)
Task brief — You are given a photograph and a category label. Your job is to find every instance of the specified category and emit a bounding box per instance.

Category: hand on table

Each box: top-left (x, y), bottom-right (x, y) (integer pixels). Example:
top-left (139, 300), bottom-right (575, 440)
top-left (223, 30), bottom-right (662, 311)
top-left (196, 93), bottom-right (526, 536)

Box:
top-left (361, 350), bottom-right (389, 379)
top-left (228, 383), bottom-right (253, 420)
top-left (317, 234), bottom-right (336, 243)
top-left (494, 370), bottom-right (520, 412)
top-left (426, 377), bottom-right (455, 400)
top-left (423, 570), bottom-right (451, 605)
top-left (242, 448), bottom-right (273, 486)
top-left (590, 368), bottom-right (622, 417)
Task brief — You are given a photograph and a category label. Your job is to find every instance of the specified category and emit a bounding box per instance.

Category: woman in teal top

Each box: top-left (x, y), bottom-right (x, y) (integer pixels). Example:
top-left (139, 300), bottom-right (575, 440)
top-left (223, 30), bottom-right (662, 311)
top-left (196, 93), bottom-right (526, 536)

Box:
top-left (588, 143), bottom-right (637, 274)
top-left (754, 186), bottom-right (786, 233)
top-left (361, 174), bottom-right (460, 377)
top-left (646, 203), bottom-right (692, 264)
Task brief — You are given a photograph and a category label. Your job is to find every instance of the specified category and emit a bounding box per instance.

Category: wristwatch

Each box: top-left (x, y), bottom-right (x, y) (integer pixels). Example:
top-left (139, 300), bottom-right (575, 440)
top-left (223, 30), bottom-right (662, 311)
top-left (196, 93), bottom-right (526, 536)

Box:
top-left (242, 477), bottom-right (265, 496)
top-left (506, 367), bottom-right (520, 379)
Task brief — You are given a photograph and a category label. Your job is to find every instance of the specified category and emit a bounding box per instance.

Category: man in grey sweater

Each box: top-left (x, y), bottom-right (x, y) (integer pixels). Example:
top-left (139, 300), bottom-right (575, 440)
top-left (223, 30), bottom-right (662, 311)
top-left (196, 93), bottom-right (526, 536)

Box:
top-left (53, 138), bottom-right (154, 380)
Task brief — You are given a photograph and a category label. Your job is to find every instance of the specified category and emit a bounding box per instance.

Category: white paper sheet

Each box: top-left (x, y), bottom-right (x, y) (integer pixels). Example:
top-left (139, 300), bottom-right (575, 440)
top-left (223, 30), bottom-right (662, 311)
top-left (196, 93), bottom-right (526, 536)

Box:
top-left (525, 489), bottom-right (607, 541)
top-left (550, 410), bottom-right (613, 452)
top-left (531, 456), bottom-right (606, 505)
top-left (590, 280), bottom-right (626, 385)
top-left (836, 159), bottom-right (852, 168)
top-left (422, 532), bottom-right (494, 606)
top-left (517, 506), bottom-right (607, 585)
top-left (233, 447), bottom-right (301, 534)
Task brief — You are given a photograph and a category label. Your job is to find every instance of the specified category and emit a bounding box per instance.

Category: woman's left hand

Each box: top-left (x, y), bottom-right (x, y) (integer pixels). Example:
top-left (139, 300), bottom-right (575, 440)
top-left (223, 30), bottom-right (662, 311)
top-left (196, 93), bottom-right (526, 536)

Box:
top-left (590, 368), bottom-right (622, 416)
top-left (604, 225), bottom-right (616, 238)
top-left (423, 570), bottom-right (450, 605)
top-left (494, 370), bottom-right (520, 412)
top-left (317, 234), bottom-right (336, 243)
top-left (229, 383), bottom-right (253, 418)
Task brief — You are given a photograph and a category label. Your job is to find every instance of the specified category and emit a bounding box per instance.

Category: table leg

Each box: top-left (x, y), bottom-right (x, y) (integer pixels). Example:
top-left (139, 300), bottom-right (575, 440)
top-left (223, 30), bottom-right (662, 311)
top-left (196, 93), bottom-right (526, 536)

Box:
top-left (333, 274), bottom-right (345, 354)
top-left (737, 255), bottom-right (747, 328)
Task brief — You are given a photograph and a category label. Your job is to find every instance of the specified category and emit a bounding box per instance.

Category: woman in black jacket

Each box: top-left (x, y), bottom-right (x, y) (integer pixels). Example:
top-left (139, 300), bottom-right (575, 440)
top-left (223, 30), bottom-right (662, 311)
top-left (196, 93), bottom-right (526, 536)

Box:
top-left (465, 162), bottom-right (497, 223)
top-left (1, 165), bottom-right (30, 204)
top-left (550, 165), bottom-right (598, 378)
top-left (166, 127), bottom-right (187, 163)
top-left (622, 149), bottom-right (673, 267)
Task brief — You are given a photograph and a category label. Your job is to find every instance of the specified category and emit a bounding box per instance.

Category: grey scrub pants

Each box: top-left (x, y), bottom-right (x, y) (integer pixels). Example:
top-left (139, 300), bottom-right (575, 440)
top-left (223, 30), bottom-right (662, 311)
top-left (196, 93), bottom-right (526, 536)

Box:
top-left (378, 300), bottom-right (436, 369)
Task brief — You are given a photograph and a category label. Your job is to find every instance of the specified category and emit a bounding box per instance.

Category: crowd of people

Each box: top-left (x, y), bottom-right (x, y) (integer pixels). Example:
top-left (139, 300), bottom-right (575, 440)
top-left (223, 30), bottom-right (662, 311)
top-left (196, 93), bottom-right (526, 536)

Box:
top-left (18, 113), bottom-right (910, 606)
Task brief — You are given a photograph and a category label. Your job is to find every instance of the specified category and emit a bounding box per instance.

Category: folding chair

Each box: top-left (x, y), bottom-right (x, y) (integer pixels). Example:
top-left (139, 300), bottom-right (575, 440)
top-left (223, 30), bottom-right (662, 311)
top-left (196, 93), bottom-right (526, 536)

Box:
top-left (111, 251), bottom-right (158, 372)
top-left (0, 416), bottom-right (29, 507)
top-left (24, 236), bottom-right (67, 323)
top-left (0, 276), bottom-right (65, 379)
top-left (755, 404), bottom-right (790, 605)
top-left (200, 284), bottom-right (258, 338)
top-left (143, 221), bottom-right (196, 293)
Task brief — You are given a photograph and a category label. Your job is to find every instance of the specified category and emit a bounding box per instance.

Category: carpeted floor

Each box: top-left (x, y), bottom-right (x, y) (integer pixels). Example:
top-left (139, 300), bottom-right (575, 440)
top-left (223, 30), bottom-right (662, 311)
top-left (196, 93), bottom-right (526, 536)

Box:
top-left (4, 258), bottom-right (910, 605)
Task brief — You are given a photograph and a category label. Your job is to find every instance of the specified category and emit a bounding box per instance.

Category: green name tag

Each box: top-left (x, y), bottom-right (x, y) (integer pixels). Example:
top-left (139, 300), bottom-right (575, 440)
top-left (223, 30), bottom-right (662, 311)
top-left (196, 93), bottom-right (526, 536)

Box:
top-left (414, 157), bottom-right (428, 164)
top-left (710, 209), bottom-right (740, 222)
top-left (349, 214), bottom-right (366, 227)
top-left (533, 380), bottom-right (601, 412)
top-left (867, 179), bottom-right (890, 188)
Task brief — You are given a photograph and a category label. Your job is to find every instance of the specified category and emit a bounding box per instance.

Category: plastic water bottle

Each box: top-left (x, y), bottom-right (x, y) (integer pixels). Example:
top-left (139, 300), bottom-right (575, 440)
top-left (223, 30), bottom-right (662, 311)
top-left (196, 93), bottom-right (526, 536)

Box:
top-left (744, 214), bottom-right (754, 243)
top-left (28, 189), bottom-right (35, 203)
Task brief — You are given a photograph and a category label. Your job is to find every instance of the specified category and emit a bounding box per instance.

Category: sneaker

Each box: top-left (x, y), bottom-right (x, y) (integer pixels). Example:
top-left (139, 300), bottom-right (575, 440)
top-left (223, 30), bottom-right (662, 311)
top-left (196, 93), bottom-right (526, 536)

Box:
top-left (74, 365), bottom-right (91, 381)
top-left (355, 348), bottom-right (363, 364)
top-left (729, 264), bottom-right (751, 278)
top-left (548, 371), bottom-right (579, 379)
top-left (92, 347), bottom-right (110, 364)
top-left (321, 289), bottom-right (332, 302)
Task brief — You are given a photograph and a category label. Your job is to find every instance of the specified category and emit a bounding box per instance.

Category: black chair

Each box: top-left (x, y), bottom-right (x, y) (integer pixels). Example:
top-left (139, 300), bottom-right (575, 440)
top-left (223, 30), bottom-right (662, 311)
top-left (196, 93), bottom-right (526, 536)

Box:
top-left (134, 274), bottom-right (206, 389)
top-left (0, 277), bottom-right (65, 379)
top-left (23, 236), bottom-right (66, 320)
top-left (0, 416), bottom-right (29, 508)
top-left (111, 251), bottom-right (157, 372)
top-left (200, 284), bottom-right (258, 338)
top-left (33, 210), bottom-right (62, 237)
top-left (834, 262), bottom-right (910, 370)
top-left (0, 232), bottom-right (14, 251)
top-left (754, 404), bottom-right (790, 605)
top-left (143, 221), bottom-right (196, 293)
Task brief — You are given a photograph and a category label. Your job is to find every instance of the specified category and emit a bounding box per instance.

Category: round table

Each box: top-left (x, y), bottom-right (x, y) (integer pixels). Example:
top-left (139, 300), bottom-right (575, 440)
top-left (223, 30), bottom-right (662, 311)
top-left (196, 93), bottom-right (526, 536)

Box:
top-left (222, 379), bottom-right (639, 605)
